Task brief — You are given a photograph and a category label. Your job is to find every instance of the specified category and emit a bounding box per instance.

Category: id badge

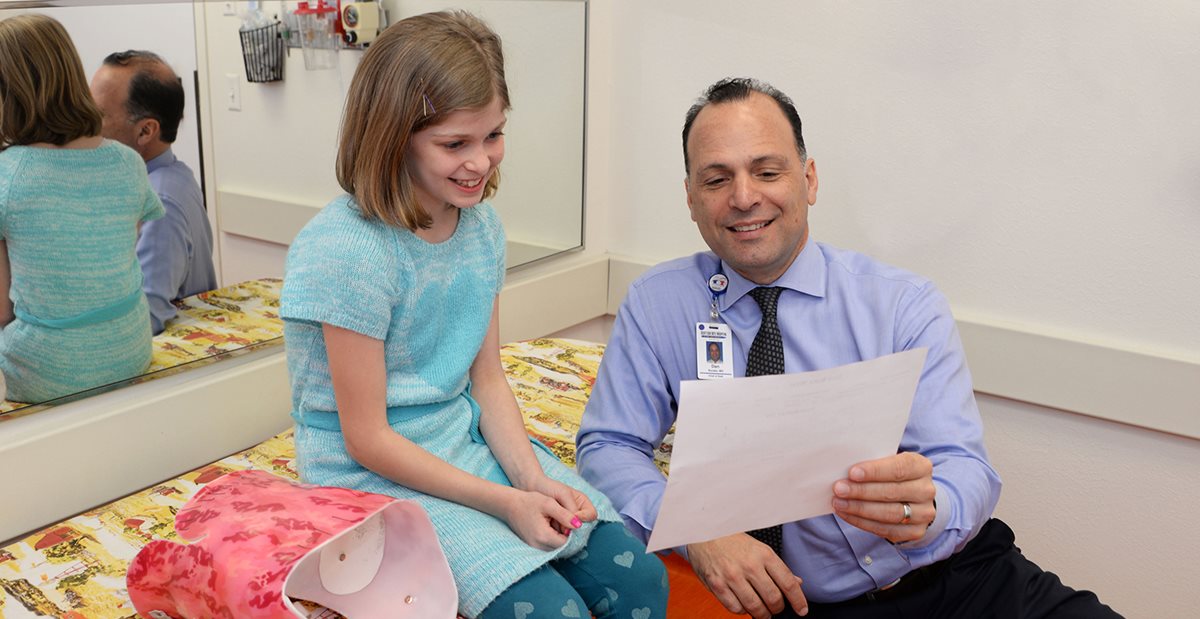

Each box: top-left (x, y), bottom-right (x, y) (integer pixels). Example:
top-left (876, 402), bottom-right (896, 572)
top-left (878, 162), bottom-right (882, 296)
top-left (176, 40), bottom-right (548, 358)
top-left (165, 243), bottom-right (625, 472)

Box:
top-left (696, 322), bottom-right (734, 380)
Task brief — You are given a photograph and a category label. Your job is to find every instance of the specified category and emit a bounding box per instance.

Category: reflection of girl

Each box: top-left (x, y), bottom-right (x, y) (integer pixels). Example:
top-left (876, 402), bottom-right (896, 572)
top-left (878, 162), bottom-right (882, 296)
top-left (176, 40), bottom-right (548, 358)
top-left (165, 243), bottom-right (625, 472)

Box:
top-left (0, 14), bottom-right (163, 403)
top-left (280, 11), bottom-right (666, 619)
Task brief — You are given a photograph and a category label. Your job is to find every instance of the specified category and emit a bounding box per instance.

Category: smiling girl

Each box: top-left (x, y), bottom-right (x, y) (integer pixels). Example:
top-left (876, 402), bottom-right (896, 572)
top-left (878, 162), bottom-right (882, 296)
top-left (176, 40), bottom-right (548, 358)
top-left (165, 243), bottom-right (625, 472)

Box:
top-left (280, 11), bottom-right (666, 619)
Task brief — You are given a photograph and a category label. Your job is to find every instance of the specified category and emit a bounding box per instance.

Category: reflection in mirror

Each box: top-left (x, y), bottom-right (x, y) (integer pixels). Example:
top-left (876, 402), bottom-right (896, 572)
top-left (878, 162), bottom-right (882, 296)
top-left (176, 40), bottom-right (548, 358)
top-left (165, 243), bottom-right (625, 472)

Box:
top-left (205, 0), bottom-right (586, 281)
top-left (0, 0), bottom-right (587, 417)
top-left (0, 2), bottom-right (283, 418)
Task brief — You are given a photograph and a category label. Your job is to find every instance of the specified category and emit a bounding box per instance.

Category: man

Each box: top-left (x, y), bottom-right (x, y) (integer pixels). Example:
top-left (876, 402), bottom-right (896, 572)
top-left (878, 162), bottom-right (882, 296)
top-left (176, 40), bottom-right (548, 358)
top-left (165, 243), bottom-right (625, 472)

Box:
top-left (577, 78), bottom-right (1120, 619)
top-left (91, 51), bottom-right (216, 334)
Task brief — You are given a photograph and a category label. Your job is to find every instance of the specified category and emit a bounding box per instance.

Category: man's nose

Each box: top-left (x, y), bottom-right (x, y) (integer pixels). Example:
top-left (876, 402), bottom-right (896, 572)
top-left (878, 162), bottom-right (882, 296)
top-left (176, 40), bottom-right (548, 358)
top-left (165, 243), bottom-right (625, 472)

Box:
top-left (729, 175), bottom-right (759, 210)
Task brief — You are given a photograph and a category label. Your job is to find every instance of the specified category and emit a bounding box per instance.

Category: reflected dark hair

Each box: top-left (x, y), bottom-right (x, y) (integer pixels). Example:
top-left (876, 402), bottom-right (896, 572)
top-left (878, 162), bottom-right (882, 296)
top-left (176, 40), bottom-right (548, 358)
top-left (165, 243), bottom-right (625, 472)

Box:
top-left (0, 14), bottom-right (102, 148)
top-left (682, 77), bottom-right (806, 174)
top-left (102, 50), bottom-right (185, 143)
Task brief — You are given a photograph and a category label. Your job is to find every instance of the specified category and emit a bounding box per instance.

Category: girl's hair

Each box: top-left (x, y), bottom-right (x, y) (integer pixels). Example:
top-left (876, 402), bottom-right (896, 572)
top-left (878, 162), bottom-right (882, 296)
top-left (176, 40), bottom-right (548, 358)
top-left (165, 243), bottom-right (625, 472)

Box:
top-left (0, 14), bottom-right (103, 149)
top-left (337, 10), bottom-right (510, 231)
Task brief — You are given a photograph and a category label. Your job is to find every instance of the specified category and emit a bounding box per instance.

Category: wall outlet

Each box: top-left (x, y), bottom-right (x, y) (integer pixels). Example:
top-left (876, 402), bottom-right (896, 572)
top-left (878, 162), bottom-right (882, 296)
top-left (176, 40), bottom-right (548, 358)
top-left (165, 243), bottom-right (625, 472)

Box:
top-left (223, 2), bottom-right (237, 17)
top-left (225, 74), bottom-right (241, 111)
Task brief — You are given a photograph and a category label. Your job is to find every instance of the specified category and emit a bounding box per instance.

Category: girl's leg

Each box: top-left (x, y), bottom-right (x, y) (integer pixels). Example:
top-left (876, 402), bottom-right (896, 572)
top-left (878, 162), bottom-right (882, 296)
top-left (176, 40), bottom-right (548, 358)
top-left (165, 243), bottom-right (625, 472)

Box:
top-left (477, 564), bottom-right (589, 619)
top-left (552, 521), bottom-right (669, 619)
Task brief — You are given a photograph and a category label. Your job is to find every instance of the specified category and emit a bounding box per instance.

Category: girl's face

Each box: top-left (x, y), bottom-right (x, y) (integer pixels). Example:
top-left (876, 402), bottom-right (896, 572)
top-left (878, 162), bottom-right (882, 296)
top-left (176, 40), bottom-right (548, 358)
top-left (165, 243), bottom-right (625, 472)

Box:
top-left (408, 96), bottom-right (507, 219)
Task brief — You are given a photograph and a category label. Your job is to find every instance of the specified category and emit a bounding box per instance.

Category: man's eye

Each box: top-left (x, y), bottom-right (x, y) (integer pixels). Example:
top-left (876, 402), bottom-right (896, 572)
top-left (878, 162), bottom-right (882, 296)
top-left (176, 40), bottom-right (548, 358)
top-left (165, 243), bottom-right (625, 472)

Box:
top-left (704, 177), bottom-right (728, 188)
top-left (759, 171), bottom-right (780, 179)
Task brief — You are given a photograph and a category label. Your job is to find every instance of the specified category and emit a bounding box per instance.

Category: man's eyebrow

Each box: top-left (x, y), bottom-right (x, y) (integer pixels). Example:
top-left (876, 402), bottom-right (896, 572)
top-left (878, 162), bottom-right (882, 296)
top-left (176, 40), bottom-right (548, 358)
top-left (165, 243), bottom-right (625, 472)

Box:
top-left (751, 154), bottom-right (790, 166)
top-left (694, 162), bottom-right (732, 176)
top-left (695, 154), bottom-right (789, 176)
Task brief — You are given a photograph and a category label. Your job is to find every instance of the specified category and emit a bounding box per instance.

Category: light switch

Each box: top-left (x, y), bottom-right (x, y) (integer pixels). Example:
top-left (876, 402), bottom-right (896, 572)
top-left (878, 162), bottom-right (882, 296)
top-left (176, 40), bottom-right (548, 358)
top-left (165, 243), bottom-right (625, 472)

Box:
top-left (225, 73), bottom-right (241, 111)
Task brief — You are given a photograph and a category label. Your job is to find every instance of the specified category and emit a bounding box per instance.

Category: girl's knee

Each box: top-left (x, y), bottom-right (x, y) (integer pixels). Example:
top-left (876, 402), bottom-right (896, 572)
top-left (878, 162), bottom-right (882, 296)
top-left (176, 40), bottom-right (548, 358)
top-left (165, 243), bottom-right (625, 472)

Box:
top-left (479, 566), bottom-right (587, 619)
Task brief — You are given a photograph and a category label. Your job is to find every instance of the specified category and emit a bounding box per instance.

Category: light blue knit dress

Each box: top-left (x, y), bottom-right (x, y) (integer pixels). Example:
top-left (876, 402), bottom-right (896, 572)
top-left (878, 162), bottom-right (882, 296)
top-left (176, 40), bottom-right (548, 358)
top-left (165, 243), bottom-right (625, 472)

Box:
top-left (281, 196), bottom-right (620, 618)
top-left (0, 141), bottom-right (163, 403)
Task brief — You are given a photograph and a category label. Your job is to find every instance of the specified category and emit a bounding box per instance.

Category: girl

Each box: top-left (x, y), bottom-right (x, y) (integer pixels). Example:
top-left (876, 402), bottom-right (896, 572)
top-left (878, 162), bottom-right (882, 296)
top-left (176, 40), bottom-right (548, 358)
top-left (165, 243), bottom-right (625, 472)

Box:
top-left (0, 14), bottom-right (162, 403)
top-left (280, 11), bottom-right (668, 619)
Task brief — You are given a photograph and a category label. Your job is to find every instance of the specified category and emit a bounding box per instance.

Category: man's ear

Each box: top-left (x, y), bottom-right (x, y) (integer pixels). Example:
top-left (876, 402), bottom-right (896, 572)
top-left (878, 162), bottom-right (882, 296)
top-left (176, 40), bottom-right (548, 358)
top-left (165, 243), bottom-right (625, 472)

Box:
top-left (135, 118), bottom-right (160, 148)
top-left (684, 177), bottom-right (698, 223)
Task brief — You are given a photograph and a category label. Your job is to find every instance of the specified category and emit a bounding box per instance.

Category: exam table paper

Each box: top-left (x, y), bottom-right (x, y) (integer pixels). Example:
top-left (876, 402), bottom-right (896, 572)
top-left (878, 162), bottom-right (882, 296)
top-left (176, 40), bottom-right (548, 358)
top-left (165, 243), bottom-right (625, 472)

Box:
top-left (646, 348), bottom-right (928, 552)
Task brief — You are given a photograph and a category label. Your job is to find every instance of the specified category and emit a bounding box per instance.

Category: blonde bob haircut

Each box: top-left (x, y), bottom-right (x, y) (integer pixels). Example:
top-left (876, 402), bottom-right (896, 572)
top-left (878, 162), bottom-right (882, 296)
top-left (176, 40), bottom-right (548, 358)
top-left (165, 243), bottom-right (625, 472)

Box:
top-left (337, 10), bottom-right (510, 231)
top-left (0, 13), bottom-right (103, 149)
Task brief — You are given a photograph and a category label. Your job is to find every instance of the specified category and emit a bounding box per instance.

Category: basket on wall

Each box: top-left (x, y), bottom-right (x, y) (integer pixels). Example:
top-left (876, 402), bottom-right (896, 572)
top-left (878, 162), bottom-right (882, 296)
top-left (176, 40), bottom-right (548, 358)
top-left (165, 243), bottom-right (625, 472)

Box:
top-left (239, 22), bottom-right (285, 83)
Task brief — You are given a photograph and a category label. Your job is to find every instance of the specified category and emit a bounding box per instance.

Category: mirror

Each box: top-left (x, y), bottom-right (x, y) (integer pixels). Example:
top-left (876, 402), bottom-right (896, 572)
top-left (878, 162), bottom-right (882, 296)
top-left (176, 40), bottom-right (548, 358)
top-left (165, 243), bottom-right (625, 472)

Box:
top-left (207, 0), bottom-right (587, 280)
top-left (0, 0), bottom-right (586, 417)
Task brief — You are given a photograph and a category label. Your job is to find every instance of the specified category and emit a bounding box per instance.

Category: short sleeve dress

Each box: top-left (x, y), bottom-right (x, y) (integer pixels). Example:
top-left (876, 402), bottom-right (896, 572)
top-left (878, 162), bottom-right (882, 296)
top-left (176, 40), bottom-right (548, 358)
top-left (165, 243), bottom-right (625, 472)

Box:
top-left (281, 196), bottom-right (620, 618)
top-left (0, 141), bottom-right (164, 402)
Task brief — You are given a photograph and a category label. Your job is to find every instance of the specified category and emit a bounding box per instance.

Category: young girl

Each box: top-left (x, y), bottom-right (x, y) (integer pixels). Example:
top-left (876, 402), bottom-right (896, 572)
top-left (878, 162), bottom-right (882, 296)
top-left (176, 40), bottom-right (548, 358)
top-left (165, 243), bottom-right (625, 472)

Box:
top-left (0, 14), bottom-right (163, 403)
top-left (280, 11), bottom-right (668, 619)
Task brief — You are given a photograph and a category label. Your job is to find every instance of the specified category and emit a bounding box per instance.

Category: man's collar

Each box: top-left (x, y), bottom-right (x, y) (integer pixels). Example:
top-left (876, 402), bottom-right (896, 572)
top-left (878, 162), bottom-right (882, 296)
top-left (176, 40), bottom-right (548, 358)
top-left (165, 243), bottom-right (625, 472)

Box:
top-left (145, 147), bottom-right (177, 172)
top-left (719, 241), bottom-right (827, 311)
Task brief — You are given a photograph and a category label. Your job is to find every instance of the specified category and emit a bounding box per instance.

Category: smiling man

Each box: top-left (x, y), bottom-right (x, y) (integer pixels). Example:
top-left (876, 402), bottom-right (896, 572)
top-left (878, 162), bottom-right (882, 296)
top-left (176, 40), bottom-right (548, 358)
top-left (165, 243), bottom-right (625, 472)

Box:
top-left (577, 78), bottom-right (1121, 619)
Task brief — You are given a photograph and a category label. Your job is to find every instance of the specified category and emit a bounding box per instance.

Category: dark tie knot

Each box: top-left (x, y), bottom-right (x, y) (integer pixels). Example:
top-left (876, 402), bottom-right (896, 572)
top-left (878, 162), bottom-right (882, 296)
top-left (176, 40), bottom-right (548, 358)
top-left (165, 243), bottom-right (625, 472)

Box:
top-left (749, 286), bottom-right (782, 317)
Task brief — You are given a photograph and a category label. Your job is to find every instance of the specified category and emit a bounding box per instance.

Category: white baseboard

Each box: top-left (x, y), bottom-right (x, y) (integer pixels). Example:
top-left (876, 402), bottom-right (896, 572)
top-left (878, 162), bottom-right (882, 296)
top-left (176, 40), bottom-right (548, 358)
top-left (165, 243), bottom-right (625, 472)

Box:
top-left (0, 346), bottom-right (292, 544)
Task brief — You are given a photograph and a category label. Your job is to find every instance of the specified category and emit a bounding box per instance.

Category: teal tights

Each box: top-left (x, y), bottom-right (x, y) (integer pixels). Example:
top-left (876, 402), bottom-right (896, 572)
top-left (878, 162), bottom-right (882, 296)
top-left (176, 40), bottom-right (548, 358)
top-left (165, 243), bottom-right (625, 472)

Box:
top-left (478, 521), bottom-right (668, 619)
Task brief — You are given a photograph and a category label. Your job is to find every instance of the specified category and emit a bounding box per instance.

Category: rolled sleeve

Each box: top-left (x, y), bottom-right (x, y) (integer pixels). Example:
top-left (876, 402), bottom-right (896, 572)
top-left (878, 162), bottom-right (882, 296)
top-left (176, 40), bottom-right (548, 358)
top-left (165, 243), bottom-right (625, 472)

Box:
top-left (891, 282), bottom-right (1001, 560)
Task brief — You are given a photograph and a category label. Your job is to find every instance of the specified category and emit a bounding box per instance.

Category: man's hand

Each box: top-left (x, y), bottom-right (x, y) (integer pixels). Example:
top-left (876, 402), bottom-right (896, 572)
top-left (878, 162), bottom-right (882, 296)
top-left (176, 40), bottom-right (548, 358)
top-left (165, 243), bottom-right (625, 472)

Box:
top-left (832, 452), bottom-right (936, 543)
top-left (686, 533), bottom-right (807, 618)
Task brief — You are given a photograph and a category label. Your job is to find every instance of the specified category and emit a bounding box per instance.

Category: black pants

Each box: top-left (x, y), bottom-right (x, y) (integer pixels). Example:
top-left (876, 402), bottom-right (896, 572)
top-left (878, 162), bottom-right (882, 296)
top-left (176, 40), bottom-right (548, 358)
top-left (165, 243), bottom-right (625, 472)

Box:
top-left (776, 519), bottom-right (1123, 619)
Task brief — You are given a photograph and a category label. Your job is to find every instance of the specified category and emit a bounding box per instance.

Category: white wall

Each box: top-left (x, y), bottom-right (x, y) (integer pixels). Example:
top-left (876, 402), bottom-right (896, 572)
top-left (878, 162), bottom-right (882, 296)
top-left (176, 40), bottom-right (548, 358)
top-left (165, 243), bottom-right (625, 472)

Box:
top-left (588, 2), bottom-right (1200, 617)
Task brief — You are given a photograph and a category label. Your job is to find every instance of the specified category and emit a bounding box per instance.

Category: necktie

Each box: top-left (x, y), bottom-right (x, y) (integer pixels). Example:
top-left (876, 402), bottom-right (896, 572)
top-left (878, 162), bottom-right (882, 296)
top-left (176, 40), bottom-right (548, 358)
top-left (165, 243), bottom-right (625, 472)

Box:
top-left (745, 286), bottom-right (785, 554)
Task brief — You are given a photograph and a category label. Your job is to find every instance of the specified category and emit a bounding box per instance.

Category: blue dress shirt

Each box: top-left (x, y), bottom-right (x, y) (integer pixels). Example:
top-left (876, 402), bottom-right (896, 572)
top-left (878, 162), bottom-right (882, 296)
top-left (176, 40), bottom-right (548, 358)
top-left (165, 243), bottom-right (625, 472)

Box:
top-left (137, 148), bottom-right (217, 333)
top-left (577, 240), bottom-right (1002, 603)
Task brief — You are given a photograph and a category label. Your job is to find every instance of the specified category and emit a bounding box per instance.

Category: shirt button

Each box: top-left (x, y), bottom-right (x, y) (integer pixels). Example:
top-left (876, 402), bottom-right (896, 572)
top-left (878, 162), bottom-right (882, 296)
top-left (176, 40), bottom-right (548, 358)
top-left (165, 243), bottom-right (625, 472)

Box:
top-left (864, 555), bottom-right (873, 565)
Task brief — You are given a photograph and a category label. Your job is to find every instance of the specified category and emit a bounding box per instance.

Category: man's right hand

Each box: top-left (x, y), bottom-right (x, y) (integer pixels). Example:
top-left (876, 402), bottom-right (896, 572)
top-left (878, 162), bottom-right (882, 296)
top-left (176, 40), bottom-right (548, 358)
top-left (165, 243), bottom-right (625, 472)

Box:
top-left (686, 533), bottom-right (808, 618)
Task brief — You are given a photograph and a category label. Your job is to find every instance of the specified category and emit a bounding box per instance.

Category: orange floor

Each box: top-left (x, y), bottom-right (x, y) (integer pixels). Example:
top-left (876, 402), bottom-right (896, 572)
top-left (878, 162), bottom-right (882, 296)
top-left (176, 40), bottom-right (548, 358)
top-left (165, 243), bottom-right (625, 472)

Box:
top-left (664, 551), bottom-right (744, 618)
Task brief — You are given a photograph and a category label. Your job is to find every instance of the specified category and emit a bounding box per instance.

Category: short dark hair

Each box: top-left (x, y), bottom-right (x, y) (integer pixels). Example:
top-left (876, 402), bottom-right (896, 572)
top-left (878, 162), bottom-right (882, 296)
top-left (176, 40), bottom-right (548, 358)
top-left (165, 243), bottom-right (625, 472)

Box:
top-left (682, 77), bottom-right (806, 174)
top-left (102, 50), bottom-right (185, 143)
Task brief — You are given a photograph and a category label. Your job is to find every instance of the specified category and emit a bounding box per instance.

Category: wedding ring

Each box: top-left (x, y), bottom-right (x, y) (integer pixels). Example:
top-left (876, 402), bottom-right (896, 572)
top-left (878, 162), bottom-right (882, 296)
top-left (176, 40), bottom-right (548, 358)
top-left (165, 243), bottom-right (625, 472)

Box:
top-left (899, 502), bottom-right (912, 525)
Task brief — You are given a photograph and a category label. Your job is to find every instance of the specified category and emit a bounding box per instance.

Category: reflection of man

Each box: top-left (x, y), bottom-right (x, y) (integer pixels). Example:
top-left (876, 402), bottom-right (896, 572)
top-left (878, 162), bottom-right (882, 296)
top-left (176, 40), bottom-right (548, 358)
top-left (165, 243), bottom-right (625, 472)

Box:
top-left (707, 341), bottom-right (723, 363)
top-left (578, 78), bottom-right (1121, 619)
top-left (91, 50), bottom-right (216, 334)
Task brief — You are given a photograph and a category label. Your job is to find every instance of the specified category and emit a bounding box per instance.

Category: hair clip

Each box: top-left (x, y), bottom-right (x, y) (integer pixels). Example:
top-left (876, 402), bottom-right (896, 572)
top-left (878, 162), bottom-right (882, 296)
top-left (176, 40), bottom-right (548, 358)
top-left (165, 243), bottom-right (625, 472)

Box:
top-left (422, 93), bottom-right (436, 117)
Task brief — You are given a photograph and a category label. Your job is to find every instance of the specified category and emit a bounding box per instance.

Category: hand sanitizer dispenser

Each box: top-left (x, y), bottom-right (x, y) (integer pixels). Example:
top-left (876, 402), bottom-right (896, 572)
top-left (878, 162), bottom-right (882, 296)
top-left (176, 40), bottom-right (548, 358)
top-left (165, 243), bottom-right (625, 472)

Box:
top-left (341, 1), bottom-right (380, 45)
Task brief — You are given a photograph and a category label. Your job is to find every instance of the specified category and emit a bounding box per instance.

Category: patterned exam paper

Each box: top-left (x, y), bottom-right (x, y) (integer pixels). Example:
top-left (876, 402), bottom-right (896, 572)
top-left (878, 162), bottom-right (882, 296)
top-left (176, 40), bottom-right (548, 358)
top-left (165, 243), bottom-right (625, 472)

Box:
top-left (0, 278), bottom-right (285, 421)
top-left (0, 338), bottom-right (675, 619)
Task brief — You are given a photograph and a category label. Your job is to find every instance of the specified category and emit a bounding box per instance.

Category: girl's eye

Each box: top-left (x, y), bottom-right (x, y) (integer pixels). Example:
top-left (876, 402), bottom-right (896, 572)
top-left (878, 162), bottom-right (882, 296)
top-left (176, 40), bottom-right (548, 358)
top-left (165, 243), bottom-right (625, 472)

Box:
top-left (443, 141), bottom-right (464, 150)
top-left (487, 131), bottom-right (505, 141)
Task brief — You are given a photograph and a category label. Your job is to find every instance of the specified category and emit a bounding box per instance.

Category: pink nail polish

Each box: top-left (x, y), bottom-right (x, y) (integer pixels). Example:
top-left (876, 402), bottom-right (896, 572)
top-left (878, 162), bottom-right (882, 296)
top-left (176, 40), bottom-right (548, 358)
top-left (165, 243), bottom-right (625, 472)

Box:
top-left (571, 516), bottom-right (582, 528)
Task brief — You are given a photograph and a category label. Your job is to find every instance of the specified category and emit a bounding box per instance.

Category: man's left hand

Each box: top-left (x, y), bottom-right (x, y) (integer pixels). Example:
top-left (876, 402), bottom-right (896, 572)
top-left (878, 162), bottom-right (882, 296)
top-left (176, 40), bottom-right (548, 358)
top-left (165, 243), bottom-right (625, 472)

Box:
top-left (831, 452), bottom-right (936, 543)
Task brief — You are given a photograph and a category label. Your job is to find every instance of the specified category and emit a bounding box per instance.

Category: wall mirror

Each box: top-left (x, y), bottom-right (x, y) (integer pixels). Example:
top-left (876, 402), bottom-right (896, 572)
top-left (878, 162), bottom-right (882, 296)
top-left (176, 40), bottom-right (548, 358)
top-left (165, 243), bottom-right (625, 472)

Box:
top-left (0, 0), bottom-right (587, 418)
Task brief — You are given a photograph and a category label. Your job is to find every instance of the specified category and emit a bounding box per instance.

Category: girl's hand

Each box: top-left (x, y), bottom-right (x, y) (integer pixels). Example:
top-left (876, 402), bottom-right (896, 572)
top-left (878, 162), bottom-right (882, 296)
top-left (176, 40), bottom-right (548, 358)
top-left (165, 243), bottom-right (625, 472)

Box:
top-left (502, 489), bottom-right (579, 550)
top-left (525, 476), bottom-right (598, 527)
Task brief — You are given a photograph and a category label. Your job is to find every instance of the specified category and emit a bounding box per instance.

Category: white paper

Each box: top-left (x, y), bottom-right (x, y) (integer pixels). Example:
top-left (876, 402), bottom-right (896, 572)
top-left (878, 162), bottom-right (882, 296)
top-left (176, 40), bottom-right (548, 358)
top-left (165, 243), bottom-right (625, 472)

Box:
top-left (646, 348), bottom-right (928, 552)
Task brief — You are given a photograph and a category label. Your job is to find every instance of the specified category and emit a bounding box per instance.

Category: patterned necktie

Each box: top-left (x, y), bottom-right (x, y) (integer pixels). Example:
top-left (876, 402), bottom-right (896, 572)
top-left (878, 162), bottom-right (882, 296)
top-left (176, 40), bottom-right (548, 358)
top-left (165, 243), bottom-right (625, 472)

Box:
top-left (745, 286), bottom-right (785, 554)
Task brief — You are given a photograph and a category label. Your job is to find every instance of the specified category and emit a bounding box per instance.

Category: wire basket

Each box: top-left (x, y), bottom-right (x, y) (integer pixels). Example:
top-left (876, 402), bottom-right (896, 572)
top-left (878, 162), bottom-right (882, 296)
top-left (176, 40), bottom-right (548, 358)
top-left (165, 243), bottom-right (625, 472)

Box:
top-left (239, 22), bottom-right (285, 83)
